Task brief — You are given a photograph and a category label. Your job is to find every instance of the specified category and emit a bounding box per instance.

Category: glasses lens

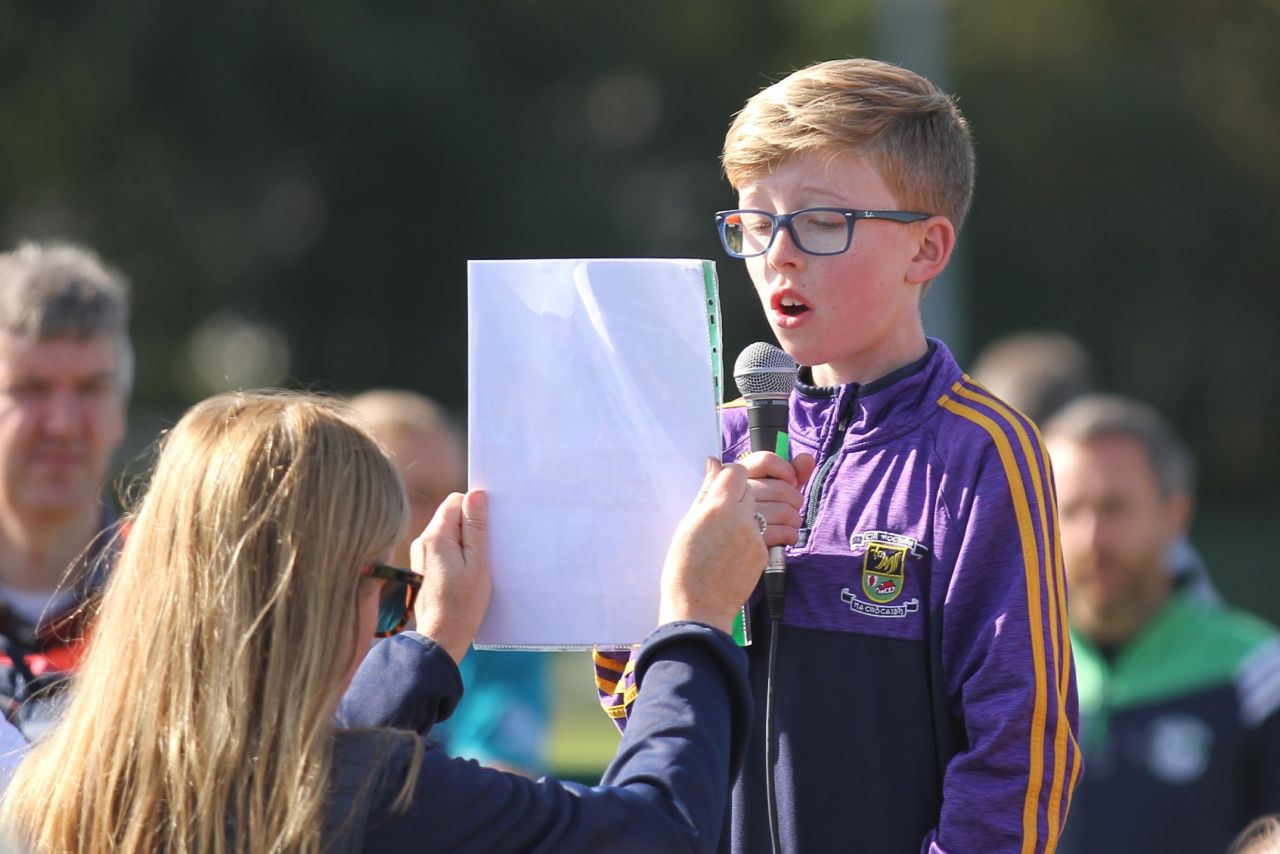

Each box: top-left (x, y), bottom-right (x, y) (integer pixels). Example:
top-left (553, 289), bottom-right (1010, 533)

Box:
top-left (791, 210), bottom-right (851, 254)
top-left (722, 212), bottom-right (775, 257)
top-left (376, 580), bottom-right (411, 635)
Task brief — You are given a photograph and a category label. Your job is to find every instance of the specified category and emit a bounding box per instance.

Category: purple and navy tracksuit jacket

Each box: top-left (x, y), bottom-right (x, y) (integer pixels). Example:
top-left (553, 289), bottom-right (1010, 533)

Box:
top-left (595, 339), bottom-right (1081, 853)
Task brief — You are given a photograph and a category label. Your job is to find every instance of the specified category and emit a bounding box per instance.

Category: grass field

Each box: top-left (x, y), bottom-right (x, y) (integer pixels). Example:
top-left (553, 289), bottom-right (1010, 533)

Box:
top-left (544, 651), bottom-right (623, 783)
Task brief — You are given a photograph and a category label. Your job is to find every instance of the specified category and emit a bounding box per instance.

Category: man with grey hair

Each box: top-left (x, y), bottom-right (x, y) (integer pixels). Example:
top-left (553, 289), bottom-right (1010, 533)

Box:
top-left (0, 241), bottom-right (130, 739)
top-left (1048, 394), bottom-right (1280, 854)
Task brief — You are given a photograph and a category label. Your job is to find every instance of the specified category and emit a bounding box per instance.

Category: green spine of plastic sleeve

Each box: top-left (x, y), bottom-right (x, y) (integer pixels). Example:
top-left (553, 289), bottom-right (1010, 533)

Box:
top-left (701, 260), bottom-right (723, 407)
top-left (702, 261), bottom-right (750, 647)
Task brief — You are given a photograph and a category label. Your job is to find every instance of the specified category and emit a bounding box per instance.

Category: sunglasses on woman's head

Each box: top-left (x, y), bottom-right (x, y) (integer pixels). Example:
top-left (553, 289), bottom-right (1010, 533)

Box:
top-left (362, 563), bottom-right (423, 637)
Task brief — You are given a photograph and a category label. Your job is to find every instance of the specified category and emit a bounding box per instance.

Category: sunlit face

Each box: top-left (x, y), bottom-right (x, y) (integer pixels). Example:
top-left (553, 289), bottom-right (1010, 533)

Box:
top-left (736, 151), bottom-right (931, 386)
top-left (1050, 434), bottom-right (1187, 640)
top-left (0, 332), bottom-right (126, 522)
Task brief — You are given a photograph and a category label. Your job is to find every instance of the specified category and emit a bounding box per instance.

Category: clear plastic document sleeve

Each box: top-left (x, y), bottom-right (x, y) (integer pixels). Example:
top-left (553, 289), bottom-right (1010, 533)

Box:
top-left (467, 258), bottom-right (723, 650)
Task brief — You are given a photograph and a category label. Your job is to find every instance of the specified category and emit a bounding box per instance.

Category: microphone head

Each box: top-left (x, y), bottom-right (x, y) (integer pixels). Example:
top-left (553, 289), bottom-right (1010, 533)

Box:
top-left (733, 342), bottom-right (798, 400)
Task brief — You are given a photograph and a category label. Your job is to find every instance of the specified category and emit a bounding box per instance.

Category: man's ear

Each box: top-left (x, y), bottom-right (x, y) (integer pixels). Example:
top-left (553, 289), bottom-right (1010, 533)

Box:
top-left (1165, 491), bottom-right (1194, 541)
top-left (905, 217), bottom-right (956, 285)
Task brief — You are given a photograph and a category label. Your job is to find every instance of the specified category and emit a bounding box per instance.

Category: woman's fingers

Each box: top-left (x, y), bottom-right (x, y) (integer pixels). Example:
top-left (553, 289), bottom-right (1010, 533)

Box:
top-left (460, 489), bottom-right (488, 569)
top-left (708, 460), bottom-right (751, 505)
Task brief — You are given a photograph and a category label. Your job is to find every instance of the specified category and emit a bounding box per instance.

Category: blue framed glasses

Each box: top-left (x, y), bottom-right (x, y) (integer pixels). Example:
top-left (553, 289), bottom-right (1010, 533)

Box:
top-left (714, 207), bottom-right (932, 258)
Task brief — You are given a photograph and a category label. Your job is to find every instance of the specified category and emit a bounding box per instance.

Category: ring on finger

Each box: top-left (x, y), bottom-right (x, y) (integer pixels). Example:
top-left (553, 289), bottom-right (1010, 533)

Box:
top-left (753, 512), bottom-right (768, 535)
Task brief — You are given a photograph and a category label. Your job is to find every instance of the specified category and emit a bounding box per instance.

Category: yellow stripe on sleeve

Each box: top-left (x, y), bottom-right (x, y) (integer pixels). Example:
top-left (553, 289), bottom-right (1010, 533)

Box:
top-left (937, 390), bottom-right (1050, 854)
top-left (953, 381), bottom-right (1078, 848)
top-left (592, 649), bottom-right (635, 697)
top-left (1035, 427), bottom-right (1083, 833)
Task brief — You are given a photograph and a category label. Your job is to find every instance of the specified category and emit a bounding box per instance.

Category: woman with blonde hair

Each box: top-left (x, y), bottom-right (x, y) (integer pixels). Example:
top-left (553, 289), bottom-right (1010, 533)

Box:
top-left (1, 390), bottom-right (766, 852)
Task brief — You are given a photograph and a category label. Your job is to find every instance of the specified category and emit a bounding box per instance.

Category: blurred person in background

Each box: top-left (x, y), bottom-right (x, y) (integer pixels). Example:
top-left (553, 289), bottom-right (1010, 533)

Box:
top-left (1, 390), bottom-right (764, 851)
top-left (1046, 394), bottom-right (1280, 853)
top-left (972, 330), bottom-right (1218, 603)
top-left (351, 389), bottom-right (550, 776)
top-left (969, 329), bottom-right (1094, 427)
top-left (0, 715), bottom-right (27, 792)
top-left (0, 241), bottom-right (130, 740)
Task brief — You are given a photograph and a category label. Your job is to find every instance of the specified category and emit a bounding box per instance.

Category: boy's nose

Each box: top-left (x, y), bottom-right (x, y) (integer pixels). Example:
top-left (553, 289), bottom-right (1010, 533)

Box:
top-left (766, 224), bottom-right (806, 268)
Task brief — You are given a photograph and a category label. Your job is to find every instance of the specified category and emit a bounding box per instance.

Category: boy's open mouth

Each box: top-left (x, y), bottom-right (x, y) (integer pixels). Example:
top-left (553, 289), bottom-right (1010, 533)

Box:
top-left (779, 296), bottom-right (810, 317)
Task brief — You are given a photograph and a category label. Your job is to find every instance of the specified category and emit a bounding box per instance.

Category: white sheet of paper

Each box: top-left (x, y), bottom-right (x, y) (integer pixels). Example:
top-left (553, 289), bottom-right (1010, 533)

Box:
top-left (468, 258), bottom-right (722, 649)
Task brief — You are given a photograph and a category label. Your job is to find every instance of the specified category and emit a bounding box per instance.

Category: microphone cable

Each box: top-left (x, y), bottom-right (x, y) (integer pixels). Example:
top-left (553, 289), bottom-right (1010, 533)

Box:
top-left (732, 341), bottom-right (796, 854)
top-left (764, 574), bottom-right (786, 854)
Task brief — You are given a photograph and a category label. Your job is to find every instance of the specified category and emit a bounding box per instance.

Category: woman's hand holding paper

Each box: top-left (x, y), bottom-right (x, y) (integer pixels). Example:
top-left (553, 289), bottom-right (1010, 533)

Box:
top-left (658, 458), bottom-right (770, 633)
top-left (412, 490), bottom-right (492, 665)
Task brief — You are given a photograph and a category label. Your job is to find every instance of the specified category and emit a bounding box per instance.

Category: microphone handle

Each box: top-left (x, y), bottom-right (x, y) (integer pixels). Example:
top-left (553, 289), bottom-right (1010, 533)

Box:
top-left (764, 546), bottom-right (786, 620)
top-left (746, 398), bottom-right (790, 621)
top-left (747, 399), bottom-right (790, 457)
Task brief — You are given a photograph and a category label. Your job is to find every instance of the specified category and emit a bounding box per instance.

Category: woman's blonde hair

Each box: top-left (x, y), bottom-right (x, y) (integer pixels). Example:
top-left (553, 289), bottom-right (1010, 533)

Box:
top-left (1229, 815), bottom-right (1280, 854)
top-left (722, 58), bottom-right (976, 230)
top-left (2, 390), bottom-right (409, 852)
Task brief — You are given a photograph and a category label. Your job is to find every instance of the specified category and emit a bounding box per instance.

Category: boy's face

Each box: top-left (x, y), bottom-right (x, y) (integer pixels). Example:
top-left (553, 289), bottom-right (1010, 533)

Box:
top-left (736, 152), bottom-right (934, 386)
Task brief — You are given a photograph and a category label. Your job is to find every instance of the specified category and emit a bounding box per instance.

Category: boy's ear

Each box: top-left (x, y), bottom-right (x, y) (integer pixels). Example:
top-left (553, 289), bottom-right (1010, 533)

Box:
top-left (905, 217), bottom-right (956, 285)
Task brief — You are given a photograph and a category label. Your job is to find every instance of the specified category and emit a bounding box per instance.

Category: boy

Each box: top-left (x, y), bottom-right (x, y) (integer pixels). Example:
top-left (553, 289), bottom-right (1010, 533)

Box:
top-left (595, 58), bottom-right (1079, 852)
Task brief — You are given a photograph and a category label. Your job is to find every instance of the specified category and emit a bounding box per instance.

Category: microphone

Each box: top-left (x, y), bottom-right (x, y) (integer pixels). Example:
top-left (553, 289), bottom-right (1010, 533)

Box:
top-left (733, 343), bottom-right (798, 622)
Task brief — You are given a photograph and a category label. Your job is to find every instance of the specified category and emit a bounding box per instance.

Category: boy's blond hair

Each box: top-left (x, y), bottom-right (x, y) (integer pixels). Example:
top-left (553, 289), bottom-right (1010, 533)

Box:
top-left (722, 58), bottom-right (976, 230)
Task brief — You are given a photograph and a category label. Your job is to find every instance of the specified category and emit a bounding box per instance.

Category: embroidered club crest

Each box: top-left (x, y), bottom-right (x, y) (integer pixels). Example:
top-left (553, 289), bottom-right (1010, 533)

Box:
top-left (842, 531), bottom-right (928, 619)
top-left (861, 541), bottom-right (907, 604)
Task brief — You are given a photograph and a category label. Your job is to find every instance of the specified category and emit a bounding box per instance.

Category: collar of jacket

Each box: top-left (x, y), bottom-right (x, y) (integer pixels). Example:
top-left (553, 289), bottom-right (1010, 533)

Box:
top-left (789, 338), bottom-right (960, 450)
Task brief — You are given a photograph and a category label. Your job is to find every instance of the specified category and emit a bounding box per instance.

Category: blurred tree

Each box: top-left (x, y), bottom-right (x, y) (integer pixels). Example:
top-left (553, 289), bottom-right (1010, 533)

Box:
top-left (1, 0), bottom-right (1276, 514)
top-left (952, 0), bottom-right (1280, 503)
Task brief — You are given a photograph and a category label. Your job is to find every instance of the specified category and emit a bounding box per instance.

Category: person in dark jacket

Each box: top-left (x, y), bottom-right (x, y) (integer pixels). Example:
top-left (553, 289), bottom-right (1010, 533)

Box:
top-left (0, 390), bottom-right (764, 853)
top-left (0, 241), bottom-right (131, 739)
